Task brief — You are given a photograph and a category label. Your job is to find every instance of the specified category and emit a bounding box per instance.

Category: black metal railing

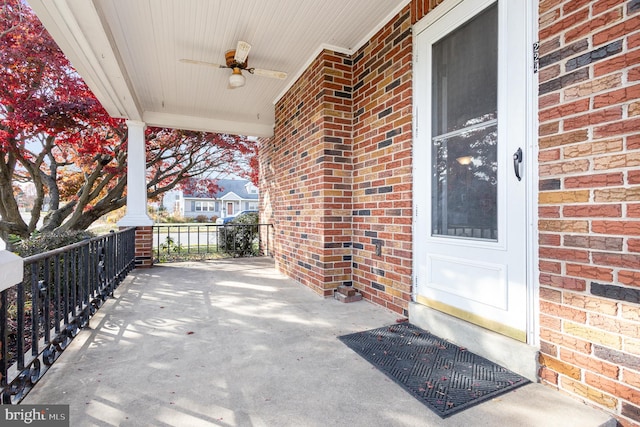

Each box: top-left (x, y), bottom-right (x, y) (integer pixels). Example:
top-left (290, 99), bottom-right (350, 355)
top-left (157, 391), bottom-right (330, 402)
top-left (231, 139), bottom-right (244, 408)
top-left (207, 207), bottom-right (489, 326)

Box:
top-left (0, 227), bottom-right (136, 404)
top-left (153, 223), bottom-right (274, 262)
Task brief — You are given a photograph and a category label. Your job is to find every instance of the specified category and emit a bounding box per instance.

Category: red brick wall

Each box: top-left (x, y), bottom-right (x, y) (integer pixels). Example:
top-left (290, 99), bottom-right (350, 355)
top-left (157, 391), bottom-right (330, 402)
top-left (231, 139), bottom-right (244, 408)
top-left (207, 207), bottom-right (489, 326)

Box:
top-left (132, 226), bottom-right (153, 268)
top-left (260, 51), bottom-right (353, 297)
top-left (537, 1), bottom-right (640, 425)
top-left (260, 6), bottom-right (413, 311)
top-left (350, 6), bottom-right (413, 315)
top-left (261, 0), bottom-right (640, 423)
top-left (411, 0), bottom-right (446, 23)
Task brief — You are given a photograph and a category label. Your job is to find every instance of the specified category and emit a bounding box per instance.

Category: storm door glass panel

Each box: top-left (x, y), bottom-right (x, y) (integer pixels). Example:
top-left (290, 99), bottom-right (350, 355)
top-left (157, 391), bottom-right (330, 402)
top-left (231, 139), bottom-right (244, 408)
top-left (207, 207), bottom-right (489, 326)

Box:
top-left (431, 4), bottom-right (498, 240)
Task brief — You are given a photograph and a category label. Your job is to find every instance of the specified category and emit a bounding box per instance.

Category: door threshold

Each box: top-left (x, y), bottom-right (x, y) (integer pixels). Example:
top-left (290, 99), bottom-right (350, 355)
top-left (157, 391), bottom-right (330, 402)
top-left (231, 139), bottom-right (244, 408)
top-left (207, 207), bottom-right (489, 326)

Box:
top-left (409, 302), bottom-right (539, 381)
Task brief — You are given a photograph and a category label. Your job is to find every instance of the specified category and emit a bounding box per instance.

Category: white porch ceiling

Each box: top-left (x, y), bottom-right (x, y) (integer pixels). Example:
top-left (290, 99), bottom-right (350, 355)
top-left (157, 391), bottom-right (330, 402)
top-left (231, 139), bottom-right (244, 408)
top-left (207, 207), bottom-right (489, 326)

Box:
top-left (27, 0), bottom-right (409, 137)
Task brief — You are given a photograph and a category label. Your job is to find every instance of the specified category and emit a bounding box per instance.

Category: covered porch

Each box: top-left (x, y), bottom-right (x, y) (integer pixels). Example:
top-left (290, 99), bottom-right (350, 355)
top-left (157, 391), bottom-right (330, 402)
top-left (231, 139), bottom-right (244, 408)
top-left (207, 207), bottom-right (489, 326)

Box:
top-left (16, 0), bottom-right (640, 424)
top-left (23, 257), bottom-right (610, 426)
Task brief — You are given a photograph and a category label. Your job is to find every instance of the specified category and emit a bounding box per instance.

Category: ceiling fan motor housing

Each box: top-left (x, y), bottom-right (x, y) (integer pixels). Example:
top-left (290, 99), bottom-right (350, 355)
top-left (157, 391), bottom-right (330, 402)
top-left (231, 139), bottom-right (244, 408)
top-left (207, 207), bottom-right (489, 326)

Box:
top-left (225, 50), bottom-right (246, 68)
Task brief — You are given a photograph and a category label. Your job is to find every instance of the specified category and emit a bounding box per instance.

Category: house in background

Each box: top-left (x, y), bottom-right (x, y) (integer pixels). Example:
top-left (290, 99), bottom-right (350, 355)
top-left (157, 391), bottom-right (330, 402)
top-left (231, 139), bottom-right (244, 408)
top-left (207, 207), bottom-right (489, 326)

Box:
top-left (162, 179), bottom-right (258, 220)
top-left (27, 0), bottom-right (640, 425)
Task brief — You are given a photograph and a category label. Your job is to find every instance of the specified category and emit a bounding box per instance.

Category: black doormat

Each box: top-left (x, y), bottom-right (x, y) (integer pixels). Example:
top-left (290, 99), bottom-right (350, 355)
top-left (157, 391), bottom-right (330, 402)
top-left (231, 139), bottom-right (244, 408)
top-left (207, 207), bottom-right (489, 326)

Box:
top-left (338, 323), bottom-right (529, 418)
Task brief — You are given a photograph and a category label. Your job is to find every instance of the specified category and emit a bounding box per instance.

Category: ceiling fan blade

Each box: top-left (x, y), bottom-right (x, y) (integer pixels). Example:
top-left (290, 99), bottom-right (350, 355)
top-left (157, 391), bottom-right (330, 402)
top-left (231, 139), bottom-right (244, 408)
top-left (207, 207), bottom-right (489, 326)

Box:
top-left (234, 41), bottom-right (251, 64)
top-left (249, 68), bottom-right (288, 80)
top-left (179, 58), bottom-right (227, 69)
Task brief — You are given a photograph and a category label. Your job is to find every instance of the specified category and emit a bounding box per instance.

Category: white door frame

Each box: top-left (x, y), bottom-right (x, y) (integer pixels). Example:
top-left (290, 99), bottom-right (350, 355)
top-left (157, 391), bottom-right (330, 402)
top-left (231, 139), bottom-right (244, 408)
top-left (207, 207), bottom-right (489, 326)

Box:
top-left (411, 0), bottom-right (538, 345)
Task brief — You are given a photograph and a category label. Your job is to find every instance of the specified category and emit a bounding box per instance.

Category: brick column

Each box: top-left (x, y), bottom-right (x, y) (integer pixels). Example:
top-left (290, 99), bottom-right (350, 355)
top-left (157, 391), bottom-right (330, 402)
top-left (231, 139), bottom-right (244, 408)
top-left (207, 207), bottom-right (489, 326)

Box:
top-left (263, 50), bottom-right (354, 298)
top-left (134, 226), bottom-right (153, 268)
top-left (119, 226), bottom-right (153, 268)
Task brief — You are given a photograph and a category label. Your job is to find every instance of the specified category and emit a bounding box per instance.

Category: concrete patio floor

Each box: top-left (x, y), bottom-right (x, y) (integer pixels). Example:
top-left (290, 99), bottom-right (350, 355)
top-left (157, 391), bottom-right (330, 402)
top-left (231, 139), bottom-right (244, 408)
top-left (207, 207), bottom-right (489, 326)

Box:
top-left (24, 258), bottom-right (614, 426)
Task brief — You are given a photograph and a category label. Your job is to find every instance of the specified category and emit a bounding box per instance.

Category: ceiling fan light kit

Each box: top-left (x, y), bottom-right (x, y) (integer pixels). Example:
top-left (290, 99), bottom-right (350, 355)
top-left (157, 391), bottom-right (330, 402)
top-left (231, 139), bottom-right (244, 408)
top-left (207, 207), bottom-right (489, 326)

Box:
top-left (180, 40), bottom-right (287, 89)
top-left (229, 68), bottom-right (246, 88)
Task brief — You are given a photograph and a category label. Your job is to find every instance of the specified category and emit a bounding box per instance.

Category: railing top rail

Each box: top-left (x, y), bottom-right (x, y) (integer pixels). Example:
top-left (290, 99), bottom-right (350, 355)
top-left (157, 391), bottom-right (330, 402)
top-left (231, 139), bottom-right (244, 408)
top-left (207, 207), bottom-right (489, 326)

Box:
top-left (21, 227), bottom-right (136, 264)
top-left (152, 223), bottom-right (274, 226)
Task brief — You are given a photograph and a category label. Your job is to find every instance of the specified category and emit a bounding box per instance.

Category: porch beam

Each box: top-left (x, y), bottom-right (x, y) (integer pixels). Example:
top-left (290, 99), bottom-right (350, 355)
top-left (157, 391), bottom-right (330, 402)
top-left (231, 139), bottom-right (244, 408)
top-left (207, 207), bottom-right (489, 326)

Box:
top-left (142, 111), bottom-right (275, 138)
top-left (27, 0), bottom-right (142, 120)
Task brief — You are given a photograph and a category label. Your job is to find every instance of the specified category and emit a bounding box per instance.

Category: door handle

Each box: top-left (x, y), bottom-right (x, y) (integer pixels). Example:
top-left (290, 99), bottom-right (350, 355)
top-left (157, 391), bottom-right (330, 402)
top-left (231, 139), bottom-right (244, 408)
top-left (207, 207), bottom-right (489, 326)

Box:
top-left (513, 148), bottom-right (523, 181)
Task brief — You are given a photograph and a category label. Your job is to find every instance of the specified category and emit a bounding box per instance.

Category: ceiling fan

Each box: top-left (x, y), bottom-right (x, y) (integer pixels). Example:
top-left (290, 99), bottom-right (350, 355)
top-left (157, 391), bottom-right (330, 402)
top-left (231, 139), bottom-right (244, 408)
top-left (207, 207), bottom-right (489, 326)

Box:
top-left (180, 40), bottom-right (287, 88)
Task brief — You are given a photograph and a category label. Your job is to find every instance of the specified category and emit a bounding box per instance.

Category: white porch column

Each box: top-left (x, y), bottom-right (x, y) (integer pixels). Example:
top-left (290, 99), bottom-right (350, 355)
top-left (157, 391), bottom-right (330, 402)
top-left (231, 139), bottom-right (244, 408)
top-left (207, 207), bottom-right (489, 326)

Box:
top-left (118, 120), bottom-right (153, 227)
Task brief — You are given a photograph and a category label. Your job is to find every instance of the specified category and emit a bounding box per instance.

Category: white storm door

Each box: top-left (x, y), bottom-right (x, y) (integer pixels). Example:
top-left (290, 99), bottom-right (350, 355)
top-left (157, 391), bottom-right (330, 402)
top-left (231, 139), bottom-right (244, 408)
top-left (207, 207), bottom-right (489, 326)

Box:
top-left (414, 0), bottom-right (530, 341)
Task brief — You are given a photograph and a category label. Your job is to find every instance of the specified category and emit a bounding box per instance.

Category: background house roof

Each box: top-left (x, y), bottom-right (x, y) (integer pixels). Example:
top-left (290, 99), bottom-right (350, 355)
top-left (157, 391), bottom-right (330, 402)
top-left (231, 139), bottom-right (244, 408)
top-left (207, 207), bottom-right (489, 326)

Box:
top-left (27, 0), bottom-right (409, 137)
top-left (183, 179), bottom-right (258, 200)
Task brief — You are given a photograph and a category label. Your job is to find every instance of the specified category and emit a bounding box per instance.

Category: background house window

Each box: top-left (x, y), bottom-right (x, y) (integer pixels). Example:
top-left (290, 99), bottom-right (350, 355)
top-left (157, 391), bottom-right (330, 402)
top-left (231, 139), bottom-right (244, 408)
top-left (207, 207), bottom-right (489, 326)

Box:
top-left (195, 201), bottom-right (217, 211)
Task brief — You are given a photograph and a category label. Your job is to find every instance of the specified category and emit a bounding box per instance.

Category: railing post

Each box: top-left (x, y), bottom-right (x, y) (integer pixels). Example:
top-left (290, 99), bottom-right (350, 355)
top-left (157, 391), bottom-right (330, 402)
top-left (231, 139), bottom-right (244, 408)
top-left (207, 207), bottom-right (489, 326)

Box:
top-left (0, 289), bottom-right (8, 403)
top-left (31, 263), bottom-right (40, 358)
top-left (53, 254), bottom-right (61, 334)
top-left (16, 281), bottom-right (25, 370)
top-left (43, 261), bottom-right (51, 345)
top-left (70, 248), bottom-right (77, 318)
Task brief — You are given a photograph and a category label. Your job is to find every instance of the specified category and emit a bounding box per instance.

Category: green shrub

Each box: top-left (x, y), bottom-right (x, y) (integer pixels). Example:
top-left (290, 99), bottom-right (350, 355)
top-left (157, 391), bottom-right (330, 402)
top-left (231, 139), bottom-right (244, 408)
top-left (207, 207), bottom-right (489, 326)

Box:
top-left (14, 230), bottom-right (95, 257)
top-left (220, 212), bottom-right (259, 256)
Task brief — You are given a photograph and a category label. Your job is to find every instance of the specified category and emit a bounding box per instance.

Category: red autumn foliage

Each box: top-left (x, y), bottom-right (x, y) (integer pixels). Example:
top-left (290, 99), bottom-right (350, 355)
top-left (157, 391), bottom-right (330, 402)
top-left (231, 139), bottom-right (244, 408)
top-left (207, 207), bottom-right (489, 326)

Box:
top-left (0, 0), bottom-right (257, 243)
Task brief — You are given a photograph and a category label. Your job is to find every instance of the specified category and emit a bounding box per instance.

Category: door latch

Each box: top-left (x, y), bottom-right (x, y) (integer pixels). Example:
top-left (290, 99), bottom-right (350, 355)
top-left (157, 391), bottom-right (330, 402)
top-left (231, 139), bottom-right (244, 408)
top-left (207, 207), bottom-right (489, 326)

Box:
top-left (513, 148), bottom-right (523, 181)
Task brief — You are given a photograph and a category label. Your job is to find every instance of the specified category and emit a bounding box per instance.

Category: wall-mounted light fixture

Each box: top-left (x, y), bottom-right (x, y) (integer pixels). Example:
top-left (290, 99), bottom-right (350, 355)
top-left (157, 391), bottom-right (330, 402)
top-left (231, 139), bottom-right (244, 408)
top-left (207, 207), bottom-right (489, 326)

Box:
top-left (456, 156), bottom-right (473, 165)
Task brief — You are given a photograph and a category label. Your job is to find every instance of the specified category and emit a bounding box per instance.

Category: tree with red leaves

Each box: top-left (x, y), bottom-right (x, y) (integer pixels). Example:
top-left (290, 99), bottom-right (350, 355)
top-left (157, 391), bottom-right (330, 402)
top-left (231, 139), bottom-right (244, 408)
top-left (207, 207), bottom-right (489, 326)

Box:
top-left (0, 0), bottom-right (257, 245)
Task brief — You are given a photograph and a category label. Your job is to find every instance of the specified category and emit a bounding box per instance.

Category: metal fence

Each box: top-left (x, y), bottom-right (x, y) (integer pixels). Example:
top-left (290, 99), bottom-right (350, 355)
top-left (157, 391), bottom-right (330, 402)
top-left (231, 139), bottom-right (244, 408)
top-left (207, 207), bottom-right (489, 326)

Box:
top-left (0, 227), bottom-right (136, 404)
top-left (153, 223), bottom-right (274, 262)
